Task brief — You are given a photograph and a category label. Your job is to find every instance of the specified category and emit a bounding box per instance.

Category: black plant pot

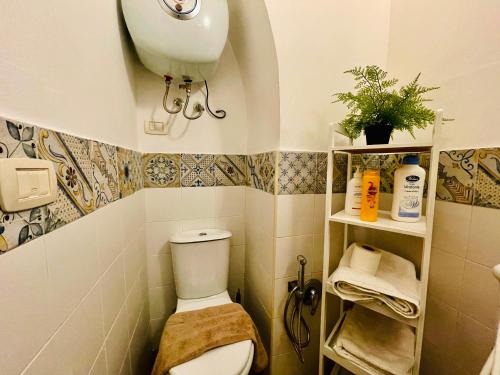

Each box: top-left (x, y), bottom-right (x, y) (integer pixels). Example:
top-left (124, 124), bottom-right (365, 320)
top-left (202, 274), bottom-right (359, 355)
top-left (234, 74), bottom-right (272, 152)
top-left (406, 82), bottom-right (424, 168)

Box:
top-left (364, 125), bottom-right (394, 145)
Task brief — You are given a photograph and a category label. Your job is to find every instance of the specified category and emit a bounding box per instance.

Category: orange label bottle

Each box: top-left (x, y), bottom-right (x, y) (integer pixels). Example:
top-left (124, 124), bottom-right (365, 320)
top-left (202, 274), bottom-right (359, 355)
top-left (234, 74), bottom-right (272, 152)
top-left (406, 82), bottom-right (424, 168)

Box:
top-left (360, 169), bottom-right (380, 222)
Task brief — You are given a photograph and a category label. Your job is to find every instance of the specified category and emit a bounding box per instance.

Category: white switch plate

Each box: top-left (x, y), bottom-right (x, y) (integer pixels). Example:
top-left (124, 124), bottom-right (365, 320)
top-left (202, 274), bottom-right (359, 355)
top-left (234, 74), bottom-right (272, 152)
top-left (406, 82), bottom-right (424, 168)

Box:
top-left (0, 158), bottom-right (57, 212)
top-left (144, 120), bottom-right (168, 135)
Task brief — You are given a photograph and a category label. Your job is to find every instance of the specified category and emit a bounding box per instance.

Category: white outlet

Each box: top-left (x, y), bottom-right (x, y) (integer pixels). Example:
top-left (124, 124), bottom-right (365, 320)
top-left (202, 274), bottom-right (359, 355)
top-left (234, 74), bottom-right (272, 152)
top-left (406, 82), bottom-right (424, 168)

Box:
top-left (144, 120), bottom-right (168, 135)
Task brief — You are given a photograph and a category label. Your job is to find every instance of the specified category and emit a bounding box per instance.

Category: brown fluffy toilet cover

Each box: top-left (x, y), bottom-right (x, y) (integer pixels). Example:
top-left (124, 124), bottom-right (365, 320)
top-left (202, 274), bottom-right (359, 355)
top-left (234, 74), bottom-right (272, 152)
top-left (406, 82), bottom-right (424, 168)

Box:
top-left (152, 303), bottom-right (268, 375)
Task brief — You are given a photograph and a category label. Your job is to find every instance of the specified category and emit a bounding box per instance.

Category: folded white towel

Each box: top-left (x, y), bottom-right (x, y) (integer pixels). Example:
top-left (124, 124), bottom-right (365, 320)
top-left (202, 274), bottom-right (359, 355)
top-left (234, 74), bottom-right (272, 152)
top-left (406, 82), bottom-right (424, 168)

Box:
top-left (329, 243), bottom-right (420, 319)
top-left (333, 306), bottom-right (415, 375)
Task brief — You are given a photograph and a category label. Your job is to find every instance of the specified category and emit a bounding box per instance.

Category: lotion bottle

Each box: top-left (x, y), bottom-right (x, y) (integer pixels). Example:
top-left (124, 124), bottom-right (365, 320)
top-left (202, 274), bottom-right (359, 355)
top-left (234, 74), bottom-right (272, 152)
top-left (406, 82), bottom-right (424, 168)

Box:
top-left (360, 169), bottom-right (380, 222)
top-left (391, 155), bottom-right (426, 222)
top-left (345, 167), bottom-right (362, 215)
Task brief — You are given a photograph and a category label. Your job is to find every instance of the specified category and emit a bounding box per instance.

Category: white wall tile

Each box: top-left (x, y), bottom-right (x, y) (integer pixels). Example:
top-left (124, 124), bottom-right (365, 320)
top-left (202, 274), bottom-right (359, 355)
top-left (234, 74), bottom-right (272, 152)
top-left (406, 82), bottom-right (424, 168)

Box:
top-left (313, 194), bottom-right (326, 235)
top-left (121, 192), bottom-right (146, 239)
top-left (105, 304), bottom-right (130, 375)
top-left (421, 339), bottom-right (451, 375)
top-left (149, 285), bottom-right (177, 320)
top-left (23, 286), bottom-right (104, 375)
top-left (275, 235), bottom-right (313, 278)
top-left (424, 296), bottom-right (458, 353)
top-left (44, 214), bottom-right (100, 326)
top-left (451, 313), bottom-right (496, 375)
top-left (428, 247), bottom-right (465, 308)
top-left (147, 253), bottom-right (174, 288)
top-left (245, 187), bottom-right (275, 237)
top-left (246, 225), bottom-right (274, 276)
top-left (129, 307), bottom-right (151, 375)
top-left (467, 206), bottom-right (500, 267)
top-left (180, 218), bottom-right (216, 231)
top-left (311, 234), bottom-right (324, 274)
top-left (145, 188), bottom-right (182, 222)
top-left (276, 195), bottom-right (314, 237)
top-left (0, 239), bottom-right (54, 375)
top-left (119, 352), bottom-right (132, 375)
top-left (96, 201), bottom-right (125, 273)
top-left (214, 186), bottom-right (245, 217)
top-left (101, 254), bottom-right (127, 335)
top-left (180, 187), bottom-right (216, 219)
top-left (127, 268), bottom-right (148, 334)
top-left (432, 200), bottom-right (472, 258)
top-left (145, 221), bottom-right (182, 256)
top-left (150, 317), bottom-right (167, 350)
top-left (215, 216), bottom-right (246, 246)
top-left (123, 227), bottom-right (146, 293)
top-left (246, 255), bottom-right (273, 316)
top-left (229, 245), bottom-right (246, 275)
top-left (228, 273), bottom-right (244, 302)
top-left (459, 260), bottom-right (499, 329)
top-left (88, 347), bottom-right (107, 375)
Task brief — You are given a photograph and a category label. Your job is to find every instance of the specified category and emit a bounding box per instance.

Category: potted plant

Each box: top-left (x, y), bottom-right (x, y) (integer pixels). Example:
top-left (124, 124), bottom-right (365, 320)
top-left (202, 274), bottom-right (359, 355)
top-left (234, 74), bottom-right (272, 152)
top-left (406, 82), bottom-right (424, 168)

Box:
top-left (333, 65), bottom-right (439, 144)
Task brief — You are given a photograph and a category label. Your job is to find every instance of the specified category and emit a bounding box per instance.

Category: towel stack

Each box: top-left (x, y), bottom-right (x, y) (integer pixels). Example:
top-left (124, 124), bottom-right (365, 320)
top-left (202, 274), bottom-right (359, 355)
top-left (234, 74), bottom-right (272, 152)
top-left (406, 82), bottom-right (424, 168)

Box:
top-left (329, 243), bottom-right (420, 319)
top-left (333, 306), bottom-right (415, 375)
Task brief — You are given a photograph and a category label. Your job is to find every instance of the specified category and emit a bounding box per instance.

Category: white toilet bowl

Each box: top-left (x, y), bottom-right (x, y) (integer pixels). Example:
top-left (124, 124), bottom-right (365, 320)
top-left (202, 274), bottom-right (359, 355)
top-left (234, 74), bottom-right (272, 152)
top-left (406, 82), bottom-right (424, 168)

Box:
top-left (168, 291), bottom-right (254, 375)
top-left (167, 230), bottom-right (255, 375)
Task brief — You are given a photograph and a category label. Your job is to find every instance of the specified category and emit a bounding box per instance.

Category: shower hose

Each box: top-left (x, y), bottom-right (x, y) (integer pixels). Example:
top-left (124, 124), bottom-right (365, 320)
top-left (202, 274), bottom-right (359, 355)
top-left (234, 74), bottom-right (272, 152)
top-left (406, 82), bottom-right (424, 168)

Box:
top-left (284, 283), bottom-right (311, 363)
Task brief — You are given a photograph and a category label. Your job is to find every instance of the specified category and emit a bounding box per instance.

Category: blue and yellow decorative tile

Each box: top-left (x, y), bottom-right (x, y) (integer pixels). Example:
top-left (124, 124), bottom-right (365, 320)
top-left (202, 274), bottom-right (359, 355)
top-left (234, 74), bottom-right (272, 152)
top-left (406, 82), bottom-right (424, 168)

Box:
top-left (90, 141), bottom-right (119, 208)
top-left (38, 129), bottom-right (95, 216)
top-left (117, 147), bottom-right (142, 198)
top-left (0, 206), bottom-right (48, 253)
top-left (215, 154), bottom-right (247, 186)
top-left (436, 149), bottom-right (478, 205)
top-left (0, 117), bottom-right (38, 159)
top-left (180, 154), bottom-right (216, 187)
top-left (473, 148), bottom-right (500, 209)
top-left (316, 152), bottom-right (328, 194)
top-left (132, 150), bottom-right (144, 191)
top-left (143, 153), bottom-right (180, 188)
top-left (278, 152), bottom-right (316, 194)
top-left (247, 152), bottom-right (275, 194)
top-left (332, 153), bottom-right (348, 193)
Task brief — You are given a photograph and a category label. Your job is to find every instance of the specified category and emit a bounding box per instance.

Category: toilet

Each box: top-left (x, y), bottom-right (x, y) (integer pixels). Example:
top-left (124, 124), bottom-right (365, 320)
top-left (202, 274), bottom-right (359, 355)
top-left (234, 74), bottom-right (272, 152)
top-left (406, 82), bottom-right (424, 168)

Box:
top-left (168, 229), bottom-right (254, 375)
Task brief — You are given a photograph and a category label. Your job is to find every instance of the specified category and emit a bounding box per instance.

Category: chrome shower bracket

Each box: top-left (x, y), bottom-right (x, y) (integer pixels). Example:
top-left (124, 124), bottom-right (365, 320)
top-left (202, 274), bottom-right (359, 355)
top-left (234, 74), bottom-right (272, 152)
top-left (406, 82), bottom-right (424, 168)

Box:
top-left (162, 75), bottom-right (183, 114)
top-left (179, 79), bottom-right (204, 120)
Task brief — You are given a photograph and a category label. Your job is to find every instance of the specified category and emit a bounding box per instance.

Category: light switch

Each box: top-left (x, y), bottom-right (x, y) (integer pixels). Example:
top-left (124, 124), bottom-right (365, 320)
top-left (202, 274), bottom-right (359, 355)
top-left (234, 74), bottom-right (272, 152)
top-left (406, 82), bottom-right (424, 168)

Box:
top-left (144, 120), bottom-right (168, 135)
top-left (0, 159), bottom-right (57, 212)
top-left (37, 170), bottom-right (50, 195)
top-left (17, 171), bottom-right (32, 199)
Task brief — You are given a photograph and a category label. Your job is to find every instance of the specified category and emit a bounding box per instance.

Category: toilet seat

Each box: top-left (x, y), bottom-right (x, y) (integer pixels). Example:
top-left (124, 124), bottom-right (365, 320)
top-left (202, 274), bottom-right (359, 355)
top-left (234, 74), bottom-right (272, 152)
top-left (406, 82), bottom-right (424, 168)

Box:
top-left (169, 291), bottom-right (254, 375)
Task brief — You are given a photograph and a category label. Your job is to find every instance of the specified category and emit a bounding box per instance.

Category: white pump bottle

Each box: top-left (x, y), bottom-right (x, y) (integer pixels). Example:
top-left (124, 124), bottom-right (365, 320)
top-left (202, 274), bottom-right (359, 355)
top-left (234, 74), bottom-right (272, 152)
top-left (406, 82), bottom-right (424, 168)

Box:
top-left (345, 167), bottom-right (363, 216)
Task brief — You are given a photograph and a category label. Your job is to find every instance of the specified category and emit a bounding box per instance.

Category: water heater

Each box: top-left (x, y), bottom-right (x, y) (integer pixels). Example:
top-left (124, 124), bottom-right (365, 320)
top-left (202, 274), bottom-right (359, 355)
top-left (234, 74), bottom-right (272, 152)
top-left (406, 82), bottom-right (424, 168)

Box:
top-left (122, 0), bottom-right (228, 82)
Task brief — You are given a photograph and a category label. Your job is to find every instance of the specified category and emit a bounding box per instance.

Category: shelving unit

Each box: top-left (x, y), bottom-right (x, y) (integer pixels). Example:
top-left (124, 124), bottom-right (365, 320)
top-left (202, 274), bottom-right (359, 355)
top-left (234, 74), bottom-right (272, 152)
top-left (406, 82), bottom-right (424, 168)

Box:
top-left (318, 110), bottom-right (445, 375)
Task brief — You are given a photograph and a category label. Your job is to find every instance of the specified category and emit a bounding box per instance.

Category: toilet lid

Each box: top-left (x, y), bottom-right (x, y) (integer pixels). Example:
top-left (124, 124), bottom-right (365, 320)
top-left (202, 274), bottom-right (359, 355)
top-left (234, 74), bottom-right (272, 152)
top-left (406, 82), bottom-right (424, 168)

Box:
top-left (170, 292), bottom-right (255, 375)
top-left (169, 340), bottom-right (254, 375)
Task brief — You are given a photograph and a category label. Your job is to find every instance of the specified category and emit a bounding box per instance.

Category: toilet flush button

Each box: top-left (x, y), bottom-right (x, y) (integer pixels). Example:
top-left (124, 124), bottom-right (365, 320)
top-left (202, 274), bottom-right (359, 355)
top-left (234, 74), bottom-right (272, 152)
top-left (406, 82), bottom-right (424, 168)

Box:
top-left (0, 159), bottom-right (57, 212)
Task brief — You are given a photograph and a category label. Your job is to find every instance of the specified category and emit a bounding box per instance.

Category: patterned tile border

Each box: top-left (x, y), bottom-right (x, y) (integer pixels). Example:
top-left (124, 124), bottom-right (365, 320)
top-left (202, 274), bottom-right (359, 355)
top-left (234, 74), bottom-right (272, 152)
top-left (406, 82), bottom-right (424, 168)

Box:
top-left (142, 153), bottom-right (180, 188)
top-left (247, 152), bottom-right (276, 194)
top-left (0, 116), bottom-right (143, 254)
top-left (1, 114), bottom-right (498, 253)
top-left (275, 149), bottom-right (498, 208)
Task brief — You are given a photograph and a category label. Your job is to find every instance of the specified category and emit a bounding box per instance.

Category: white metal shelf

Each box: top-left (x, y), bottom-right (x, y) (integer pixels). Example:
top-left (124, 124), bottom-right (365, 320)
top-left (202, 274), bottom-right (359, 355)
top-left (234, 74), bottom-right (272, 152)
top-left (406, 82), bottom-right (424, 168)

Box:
top-left (318, 110), bottom-right (444, 375)
top-left (331, 143), bottom-right (433, 154)
top-left (329, 210), bottom-right (427, 238)
top-left (325, 283), bottom-right (418, 328)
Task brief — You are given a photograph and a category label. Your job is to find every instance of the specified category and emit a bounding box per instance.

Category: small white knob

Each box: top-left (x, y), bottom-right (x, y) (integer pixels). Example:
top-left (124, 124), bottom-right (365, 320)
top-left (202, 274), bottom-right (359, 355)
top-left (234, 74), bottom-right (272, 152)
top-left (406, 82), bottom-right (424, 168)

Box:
top-left (493, 264), bottom-right (500, 282)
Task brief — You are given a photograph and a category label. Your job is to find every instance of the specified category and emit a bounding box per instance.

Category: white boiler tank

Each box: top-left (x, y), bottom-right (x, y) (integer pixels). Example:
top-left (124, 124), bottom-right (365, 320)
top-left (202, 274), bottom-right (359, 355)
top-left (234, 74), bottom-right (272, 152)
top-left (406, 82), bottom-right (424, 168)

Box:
top-left (121, 0), bottom-right (228, 82)
top-left (170, 229), bottom-right (231, 299)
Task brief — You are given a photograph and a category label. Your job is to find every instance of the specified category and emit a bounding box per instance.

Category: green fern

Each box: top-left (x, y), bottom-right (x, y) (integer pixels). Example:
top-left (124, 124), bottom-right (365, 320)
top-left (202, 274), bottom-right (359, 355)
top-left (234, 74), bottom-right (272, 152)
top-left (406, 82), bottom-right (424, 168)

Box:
top-left (333, 66), bottom-right (439, 139)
